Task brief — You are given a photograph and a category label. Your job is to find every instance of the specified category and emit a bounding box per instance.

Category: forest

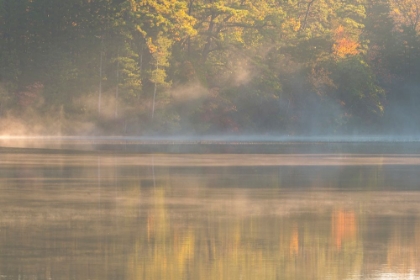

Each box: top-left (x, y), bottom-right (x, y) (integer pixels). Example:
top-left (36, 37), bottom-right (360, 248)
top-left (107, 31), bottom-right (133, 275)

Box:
top-left (0, 0), bottom-right (419, 136)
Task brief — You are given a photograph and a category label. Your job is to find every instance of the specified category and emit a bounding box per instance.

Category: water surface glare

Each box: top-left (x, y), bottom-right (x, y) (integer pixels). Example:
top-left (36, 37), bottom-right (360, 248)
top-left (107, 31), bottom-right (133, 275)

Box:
top-left (1, 147), bottom-right (420, 279)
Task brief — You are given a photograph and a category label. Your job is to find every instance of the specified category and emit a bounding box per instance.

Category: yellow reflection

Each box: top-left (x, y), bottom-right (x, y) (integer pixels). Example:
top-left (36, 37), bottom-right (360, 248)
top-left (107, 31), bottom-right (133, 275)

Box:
top-left (127, 182), bottom-right (198, 279)
top-left (386, 218), bottom-right (420, 275)
top-left (4, 153), bottom-right (420, 279)
top-left (125, 186), bottom-right (365, 279)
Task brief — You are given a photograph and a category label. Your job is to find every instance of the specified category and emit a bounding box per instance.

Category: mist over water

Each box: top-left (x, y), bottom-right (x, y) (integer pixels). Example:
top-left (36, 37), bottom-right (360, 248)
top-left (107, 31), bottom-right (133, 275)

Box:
top-left (0, 59), bottom-right (419, 140)
top-left (1, 152), bottom-right (420, 279)
top-left (1, 84), bottom-right (419, 141)
top-left (3, 135), bottom-right (420, 157)
top-left (3, 1), bottom-right (420, 279)
top-left (3, 134), bottom-right (420, 143)
top-left (2, 0), bottom-right (420, 145)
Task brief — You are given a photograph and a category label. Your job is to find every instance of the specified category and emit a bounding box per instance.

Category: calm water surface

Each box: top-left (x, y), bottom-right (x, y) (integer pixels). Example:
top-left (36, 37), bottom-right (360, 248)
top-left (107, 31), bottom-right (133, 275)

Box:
top-left (1, 144), bottom-right (420, 279)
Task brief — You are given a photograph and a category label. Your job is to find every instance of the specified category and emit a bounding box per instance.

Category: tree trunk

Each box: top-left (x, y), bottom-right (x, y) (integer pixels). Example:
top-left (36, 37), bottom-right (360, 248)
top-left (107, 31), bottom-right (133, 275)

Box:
top-left (151, 60), bottom-right (158, 120)
top-left (202, 12), bottom-right (216, 63)
top-left (115, 47), bottom-right (120, 118)
top-left (299, 0), bottom-right (316, 32)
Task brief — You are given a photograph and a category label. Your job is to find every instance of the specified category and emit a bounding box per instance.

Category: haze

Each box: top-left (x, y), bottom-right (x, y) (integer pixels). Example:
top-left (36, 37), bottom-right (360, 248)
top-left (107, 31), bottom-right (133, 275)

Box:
top-left (0, 0), bottom-right (419, 138)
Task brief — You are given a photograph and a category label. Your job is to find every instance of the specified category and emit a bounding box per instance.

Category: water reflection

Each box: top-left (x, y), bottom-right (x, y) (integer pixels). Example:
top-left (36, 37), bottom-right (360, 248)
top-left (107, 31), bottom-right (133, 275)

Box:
top-left (0, 152), bottom-right (420, 279)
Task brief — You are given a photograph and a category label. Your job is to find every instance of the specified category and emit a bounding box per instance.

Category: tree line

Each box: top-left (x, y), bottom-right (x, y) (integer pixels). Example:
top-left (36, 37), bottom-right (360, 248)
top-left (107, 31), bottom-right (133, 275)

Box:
top-left (0, 0), bottom-right (419, 135)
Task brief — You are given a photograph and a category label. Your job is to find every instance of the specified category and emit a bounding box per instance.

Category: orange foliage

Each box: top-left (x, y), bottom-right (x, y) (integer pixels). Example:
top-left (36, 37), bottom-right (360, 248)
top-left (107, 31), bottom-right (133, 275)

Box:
top-left (333, 25), bottom-right (360, 58)
top-left (333, 38), bottom-right (360, 57)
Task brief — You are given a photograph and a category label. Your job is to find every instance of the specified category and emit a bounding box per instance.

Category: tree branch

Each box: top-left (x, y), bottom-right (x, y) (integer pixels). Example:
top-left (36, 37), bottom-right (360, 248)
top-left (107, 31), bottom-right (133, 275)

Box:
top-left (299, 0), bottom-right (316, 32)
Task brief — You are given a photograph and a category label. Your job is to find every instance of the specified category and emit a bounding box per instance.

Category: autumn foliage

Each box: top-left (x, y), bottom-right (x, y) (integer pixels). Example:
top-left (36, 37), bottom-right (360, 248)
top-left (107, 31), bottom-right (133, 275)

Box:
top-left (333, 26), bottom-right (360, 58)
top-left (0, 0), bottom-right (420, 135)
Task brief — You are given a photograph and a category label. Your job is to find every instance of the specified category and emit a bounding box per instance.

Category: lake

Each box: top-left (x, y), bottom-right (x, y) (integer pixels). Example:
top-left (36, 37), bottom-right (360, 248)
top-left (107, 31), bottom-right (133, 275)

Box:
top-left (1, 141), bottom-right (420, 279)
